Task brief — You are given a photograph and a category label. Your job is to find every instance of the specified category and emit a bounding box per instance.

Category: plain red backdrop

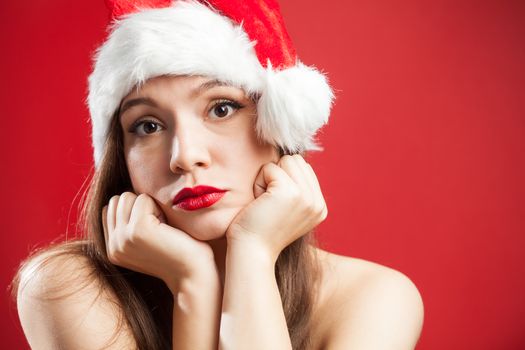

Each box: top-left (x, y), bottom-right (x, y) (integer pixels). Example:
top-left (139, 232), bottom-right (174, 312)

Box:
top-left (1, 0), bottom-right (524, 348)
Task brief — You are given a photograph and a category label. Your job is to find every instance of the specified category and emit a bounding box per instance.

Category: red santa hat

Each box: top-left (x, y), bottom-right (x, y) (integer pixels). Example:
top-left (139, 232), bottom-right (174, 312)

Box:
top-left (87, 0), bottom-right (334, 167)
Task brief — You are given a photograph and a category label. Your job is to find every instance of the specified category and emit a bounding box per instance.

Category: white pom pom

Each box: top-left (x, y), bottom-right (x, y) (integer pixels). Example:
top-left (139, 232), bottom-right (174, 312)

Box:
top-left (257, 60), bottom-right (335, 154)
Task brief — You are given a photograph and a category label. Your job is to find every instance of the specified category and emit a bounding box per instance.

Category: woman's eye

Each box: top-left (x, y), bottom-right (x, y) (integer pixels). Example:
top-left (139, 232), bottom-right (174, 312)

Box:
top-left (130, 119), bottom-right (164, 136)
top-left (209, 100), bottom-right (244, 119)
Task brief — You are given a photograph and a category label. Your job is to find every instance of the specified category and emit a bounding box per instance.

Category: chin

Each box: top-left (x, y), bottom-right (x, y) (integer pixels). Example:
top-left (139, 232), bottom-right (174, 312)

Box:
top-left (188, 227), bottom-right (227, 242)
top-left (172, 206), bottom-right (240, 242)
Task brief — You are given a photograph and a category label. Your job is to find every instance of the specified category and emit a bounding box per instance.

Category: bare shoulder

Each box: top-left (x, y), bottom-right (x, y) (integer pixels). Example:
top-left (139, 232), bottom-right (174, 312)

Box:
top-left (16, 245), bottom-right (137, 349)
top-left (310, 246), bottom-right (424, 350)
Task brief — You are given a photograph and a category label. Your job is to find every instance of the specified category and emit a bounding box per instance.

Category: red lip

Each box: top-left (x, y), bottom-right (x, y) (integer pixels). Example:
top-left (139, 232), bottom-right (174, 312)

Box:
top-left (173, 185), bottom-right (227, 210)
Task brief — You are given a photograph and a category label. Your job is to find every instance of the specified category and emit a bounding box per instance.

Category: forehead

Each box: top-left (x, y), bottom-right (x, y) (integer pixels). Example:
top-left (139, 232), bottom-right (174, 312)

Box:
top-left (122, 75), bottom-right (245, 102)
top-left (117, 75), bottom-right (256, 121)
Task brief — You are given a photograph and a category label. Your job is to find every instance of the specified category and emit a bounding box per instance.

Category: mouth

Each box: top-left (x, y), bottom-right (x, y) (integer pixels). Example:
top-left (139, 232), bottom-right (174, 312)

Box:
top-left (173, 185), bottom-right (228, 211)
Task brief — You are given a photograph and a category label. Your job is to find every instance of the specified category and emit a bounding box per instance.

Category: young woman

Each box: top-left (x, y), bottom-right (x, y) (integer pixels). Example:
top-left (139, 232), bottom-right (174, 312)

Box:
top-left (11, 1), bottom-right (424, 349)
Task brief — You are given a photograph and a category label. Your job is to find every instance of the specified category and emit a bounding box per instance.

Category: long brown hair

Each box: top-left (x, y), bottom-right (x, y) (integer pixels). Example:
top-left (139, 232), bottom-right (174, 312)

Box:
top-left (9, 106), bottom-right (323, 349)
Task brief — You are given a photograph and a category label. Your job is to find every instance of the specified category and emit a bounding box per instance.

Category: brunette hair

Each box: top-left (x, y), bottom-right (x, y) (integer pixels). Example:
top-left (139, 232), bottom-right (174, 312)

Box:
top-left (9, 105), bottom-right (323, 349)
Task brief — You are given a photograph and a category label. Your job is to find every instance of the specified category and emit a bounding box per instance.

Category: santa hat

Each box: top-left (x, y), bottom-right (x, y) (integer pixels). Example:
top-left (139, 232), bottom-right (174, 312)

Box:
top-left (87, 0), bottom-right (334, 167)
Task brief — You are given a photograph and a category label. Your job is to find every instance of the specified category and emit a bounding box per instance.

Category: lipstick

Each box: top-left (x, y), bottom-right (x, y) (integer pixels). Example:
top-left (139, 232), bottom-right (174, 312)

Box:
top-left (173, 185), bottom-right (227, 211)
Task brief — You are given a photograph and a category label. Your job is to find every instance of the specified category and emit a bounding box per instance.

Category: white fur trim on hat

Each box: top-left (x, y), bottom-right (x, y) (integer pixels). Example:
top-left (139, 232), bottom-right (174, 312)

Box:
top-left (87, 0), bottom-right (334, 167)
top-left (257, 60), bottom-right (334, 154)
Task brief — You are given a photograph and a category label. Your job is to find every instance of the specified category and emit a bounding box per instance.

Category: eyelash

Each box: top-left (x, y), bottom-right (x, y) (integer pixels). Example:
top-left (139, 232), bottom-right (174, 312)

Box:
top-left (128, 99), bottom-right (245, 135)
top-left (210, 99), bottom-right (244, 119)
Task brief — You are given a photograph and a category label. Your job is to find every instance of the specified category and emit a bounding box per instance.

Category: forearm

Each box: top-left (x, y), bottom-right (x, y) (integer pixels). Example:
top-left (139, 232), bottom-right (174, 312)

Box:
top-left (219, 239), bottom-right (292, 350)
top-left (168, 270), bottom-right (222, 350)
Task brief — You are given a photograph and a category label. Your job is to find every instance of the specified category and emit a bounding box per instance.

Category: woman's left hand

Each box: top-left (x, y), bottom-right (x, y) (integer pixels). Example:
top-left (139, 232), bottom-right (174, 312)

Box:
top-left (226, 154), bottom-right (328, 262)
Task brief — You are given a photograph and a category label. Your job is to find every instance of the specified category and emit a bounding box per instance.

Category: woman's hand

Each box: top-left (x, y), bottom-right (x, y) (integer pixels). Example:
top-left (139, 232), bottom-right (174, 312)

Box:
top-left (102, 192), bottom-right (218, 292)
top-left (225, 154), bottom-right (328, 262)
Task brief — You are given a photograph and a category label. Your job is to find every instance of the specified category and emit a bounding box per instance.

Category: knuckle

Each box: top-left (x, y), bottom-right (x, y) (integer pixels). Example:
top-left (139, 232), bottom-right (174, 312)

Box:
top-left (106, 246), bottom-right (120, 264)
top-left (319, 205), bottom-right (328, 220)
top-left (261, 162), bottom-right (273, 172)
top-left (136, 193), bottom-right (148, 201)
top-left (111, 250), bottom-right (125, 265)
top-left (314, 201), bottom-right (325, 213)
top-left (305, 201), bottom-right (317, 214)
top-left (121, 191), bottom-right (135, 201)
top-left (137, 193), bottom-right (153, 205)
top-left (297, 197), bottom-right (314, 215)
top-left (107, 254), bottom-right (116, 265)
top-left (279, 154), bottom-right (293, 165)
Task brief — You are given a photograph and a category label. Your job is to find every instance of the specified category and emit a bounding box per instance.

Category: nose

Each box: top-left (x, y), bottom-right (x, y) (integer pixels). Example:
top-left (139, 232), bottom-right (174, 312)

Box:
top-left (169, 119), bottom-right (211, 174)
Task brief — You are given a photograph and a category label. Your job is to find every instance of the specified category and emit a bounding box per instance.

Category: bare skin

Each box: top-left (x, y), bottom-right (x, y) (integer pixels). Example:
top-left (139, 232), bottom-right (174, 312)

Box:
top-left (16, 75), bottom-right (424, 349)
top-left (16, 246), bottom-right (424, 349)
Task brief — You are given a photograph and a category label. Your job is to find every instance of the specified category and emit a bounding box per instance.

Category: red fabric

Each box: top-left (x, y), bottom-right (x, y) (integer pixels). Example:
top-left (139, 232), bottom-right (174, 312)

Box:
top-left (104, 0), bottom-right (296, 69)
top-left (105, 0), bottom-right (172, 20)
top-left (205, 0), bottom-right (296, 69)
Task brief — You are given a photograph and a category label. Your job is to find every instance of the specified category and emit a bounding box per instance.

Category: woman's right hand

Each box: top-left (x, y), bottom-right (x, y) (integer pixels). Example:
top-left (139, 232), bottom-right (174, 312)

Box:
top-left (102, 192), bottom-right (218, 292)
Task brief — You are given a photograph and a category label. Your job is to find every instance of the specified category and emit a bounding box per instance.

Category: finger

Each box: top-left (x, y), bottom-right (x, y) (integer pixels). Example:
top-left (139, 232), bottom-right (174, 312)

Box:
top-left (279, 155), bottom-right (313, 201)
top-left (289, 155), bottom-right (326, 215)
top-left (253, 166), bottom-right (266, 198)
top-left (303, 161), bottom-right (323, 196)
top-left (254, 161), bottom-right (294, 198)
top-left (291, 154), bottom-right (317, 194)
top-left (116, 192), bottom-right (137, 226)
top-left (293, 155), bottom-right (320, 197)
top-left (107, 195), bottom-right (119, 232)
top-left (303, 162), bottom-right (328, 215)
top-left (277, 155), bottom-right (304, 185)
top-left (130, 193), bottom-right (166, 225)
top-left (102, 205), bottom-right (109, 247)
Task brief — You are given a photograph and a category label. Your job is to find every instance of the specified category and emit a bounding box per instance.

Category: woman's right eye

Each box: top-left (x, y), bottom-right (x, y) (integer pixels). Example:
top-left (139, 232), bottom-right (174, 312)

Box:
top-left (129, 119), bottom-right (164, 136)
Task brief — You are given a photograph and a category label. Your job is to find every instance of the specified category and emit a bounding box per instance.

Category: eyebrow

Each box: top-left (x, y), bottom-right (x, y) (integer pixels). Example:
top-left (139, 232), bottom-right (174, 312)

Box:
top-left (119, 79), bottom-right (231, 117)
top-left (119, 97), bottom-right (157, 116)
top-left (191, 79), bottom-right (230, 98)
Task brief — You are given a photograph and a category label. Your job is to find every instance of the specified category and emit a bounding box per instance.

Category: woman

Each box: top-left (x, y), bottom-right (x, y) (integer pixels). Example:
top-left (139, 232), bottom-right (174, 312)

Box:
top-left (12, 0), bottom-right (424, 349)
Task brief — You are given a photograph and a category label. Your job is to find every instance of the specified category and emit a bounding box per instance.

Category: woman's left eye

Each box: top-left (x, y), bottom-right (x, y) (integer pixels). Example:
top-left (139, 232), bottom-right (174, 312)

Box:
top-left (208, 100), bottom-right (244, 119)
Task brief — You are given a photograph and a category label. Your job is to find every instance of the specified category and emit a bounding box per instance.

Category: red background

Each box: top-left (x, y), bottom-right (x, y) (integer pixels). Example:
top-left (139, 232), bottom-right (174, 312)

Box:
top-left (1, 1), bottom-right (524, 348)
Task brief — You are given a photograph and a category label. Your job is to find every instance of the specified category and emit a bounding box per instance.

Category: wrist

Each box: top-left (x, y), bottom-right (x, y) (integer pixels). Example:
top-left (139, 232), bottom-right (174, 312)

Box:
top-left (226, 236), bottom-right (278, 268)
top-left (164, 261), bottom-right (220, 295)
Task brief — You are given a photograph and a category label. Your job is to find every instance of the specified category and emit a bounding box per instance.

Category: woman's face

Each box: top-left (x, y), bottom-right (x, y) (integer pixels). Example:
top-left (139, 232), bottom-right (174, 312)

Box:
top-left (119, 75), bottom-right (280, 241)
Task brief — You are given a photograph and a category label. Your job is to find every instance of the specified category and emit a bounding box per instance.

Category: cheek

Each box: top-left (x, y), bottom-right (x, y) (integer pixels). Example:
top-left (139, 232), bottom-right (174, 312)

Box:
top-left (219, 144), bottom-right (278, 205)
top-left (126, 148), bottom-right (165, 194)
